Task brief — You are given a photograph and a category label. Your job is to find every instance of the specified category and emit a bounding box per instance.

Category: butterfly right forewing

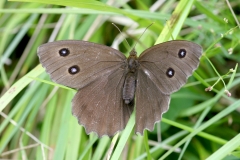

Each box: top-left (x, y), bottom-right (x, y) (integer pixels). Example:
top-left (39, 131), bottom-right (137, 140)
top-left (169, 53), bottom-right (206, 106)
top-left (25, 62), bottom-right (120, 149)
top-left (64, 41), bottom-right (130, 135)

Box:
top-left (138, 40), bottom-right (202, 94)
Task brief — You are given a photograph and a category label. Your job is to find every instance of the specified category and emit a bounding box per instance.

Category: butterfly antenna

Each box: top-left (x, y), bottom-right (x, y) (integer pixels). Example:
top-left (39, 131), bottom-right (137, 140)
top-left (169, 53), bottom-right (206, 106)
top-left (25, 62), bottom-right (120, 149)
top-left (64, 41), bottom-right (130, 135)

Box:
top-left (112, 23), bottom-right (131, 49)
top-left (133, 22), bottom-right (155, 49)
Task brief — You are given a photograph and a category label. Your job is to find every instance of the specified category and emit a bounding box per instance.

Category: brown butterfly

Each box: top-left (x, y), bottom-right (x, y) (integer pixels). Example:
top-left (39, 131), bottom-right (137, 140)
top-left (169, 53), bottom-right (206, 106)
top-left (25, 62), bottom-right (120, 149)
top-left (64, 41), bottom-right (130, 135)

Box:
top-left (37, 40), bottom-right (202, 137)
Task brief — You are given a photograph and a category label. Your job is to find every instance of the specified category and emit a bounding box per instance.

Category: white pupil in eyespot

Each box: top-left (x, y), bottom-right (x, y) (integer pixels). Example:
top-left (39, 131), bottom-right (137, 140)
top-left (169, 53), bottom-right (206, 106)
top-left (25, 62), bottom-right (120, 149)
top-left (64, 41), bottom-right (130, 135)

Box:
top-left (62, 50), bottom-right (67, 54)
top-left (168, 70), bottom-right (173, 75)
top-left (71, 68), bottom-right (77, 73)
top-left (180, 51), bottom-right (185, 56)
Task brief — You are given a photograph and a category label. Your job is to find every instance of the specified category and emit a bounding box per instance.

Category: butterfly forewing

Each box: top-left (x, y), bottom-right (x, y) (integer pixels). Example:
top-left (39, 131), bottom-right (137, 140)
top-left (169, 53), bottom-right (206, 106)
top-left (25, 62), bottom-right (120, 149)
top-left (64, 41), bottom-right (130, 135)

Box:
top-left (37, 40), bottom-right (126, 89)
top-left (138, 41), bottom-right (202, 95)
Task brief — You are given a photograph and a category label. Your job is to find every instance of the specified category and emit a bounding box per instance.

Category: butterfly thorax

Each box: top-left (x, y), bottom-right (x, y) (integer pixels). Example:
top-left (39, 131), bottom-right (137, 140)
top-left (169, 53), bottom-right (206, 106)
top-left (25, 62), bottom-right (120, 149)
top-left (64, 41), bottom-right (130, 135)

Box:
top-left (127, 55), bottom-right (139, 72)
top-left (122, 50), bottom-right (139, 105)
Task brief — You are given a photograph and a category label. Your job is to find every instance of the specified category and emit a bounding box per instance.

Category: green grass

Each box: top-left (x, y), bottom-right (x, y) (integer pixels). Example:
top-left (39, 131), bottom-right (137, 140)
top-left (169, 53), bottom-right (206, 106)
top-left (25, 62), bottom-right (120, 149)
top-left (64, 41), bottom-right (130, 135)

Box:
top-left (1, 0), bottom-right (240, 159)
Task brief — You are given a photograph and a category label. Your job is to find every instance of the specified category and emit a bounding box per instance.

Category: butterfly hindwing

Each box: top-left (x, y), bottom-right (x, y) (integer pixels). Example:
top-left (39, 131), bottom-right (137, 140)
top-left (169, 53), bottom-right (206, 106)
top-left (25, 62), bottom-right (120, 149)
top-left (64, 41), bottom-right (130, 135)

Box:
top-left (72, 66), bottom-right (134, 137)
top-left (135, 68), bottom-right (170, 134)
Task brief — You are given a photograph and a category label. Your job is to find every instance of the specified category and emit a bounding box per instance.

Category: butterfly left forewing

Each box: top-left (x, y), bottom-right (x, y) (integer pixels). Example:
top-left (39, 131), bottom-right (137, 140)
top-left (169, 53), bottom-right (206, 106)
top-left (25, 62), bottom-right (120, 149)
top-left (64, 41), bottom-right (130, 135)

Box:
top-left (37, 40), bottom-right (126, 89)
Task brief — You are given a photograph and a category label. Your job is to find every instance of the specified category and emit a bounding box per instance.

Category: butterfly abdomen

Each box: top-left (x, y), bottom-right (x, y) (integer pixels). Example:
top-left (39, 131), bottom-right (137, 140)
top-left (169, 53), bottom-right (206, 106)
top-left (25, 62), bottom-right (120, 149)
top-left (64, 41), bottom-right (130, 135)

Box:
top-left (123, 72), bottom-right (136, 104)
top-left (123, 56), bottom-right (139, 105)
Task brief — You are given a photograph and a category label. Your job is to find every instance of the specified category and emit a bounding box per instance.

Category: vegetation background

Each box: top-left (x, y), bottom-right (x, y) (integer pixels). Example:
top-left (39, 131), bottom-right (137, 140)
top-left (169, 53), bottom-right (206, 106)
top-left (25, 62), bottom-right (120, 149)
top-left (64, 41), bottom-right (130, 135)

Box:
top-left (0, 0), bottom-right (240, 159)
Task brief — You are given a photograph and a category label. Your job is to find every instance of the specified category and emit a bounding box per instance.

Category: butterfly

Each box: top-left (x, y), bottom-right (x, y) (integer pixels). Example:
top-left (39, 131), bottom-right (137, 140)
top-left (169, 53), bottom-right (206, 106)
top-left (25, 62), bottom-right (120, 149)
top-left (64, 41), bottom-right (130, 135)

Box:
top-left (37, 40), bottom-right (202, 137)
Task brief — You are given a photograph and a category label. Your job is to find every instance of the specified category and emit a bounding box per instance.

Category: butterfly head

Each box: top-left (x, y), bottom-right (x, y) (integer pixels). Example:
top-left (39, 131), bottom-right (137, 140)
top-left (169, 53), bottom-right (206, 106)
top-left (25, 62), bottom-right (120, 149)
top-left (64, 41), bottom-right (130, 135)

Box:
top-left (127, 49), bottom-right (139, 73)
top-left (129, 48), bottom-right (137, 56)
